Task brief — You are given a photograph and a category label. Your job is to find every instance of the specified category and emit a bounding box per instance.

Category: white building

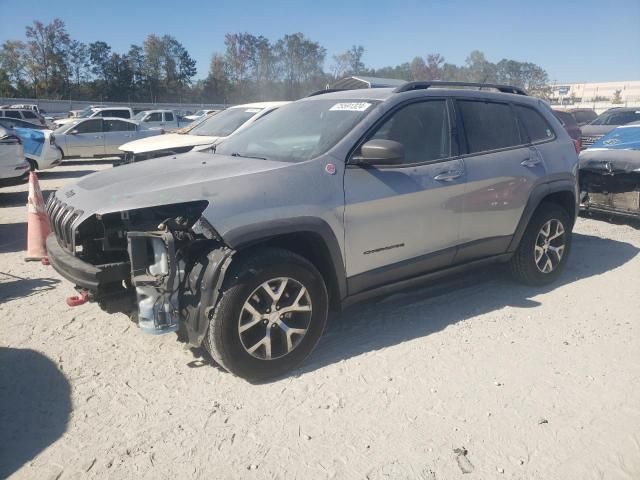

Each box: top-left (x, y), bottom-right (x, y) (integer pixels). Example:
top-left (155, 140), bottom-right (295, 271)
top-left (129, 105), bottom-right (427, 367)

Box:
top-left (550, 81), bottom-right (640, 113)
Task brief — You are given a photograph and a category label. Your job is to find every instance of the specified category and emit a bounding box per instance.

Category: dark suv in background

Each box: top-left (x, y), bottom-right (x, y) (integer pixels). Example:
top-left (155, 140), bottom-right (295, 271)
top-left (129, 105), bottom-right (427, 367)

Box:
top-left (581, 107), bottom-right (640, 149)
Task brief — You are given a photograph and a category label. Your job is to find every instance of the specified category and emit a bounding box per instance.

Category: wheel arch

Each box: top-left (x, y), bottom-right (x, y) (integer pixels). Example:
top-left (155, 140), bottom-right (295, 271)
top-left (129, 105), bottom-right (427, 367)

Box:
top-left (223, 218), bottom-right (347, 310)
top-left (508, 181), bottom-right (577, 252)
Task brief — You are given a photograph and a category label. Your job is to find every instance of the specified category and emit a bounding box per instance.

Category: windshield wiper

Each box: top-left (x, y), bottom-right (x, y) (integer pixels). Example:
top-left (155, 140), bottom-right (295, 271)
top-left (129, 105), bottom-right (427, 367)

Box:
top-left (230, 152), bottom-right (267, 160)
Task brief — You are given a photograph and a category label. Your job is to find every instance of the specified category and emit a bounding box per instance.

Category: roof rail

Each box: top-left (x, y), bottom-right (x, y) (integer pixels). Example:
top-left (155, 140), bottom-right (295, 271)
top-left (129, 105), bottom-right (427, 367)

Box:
top-left (306, 88), bottom-right (352, 97)
top-left (394, 81), bottom-right (527, 96)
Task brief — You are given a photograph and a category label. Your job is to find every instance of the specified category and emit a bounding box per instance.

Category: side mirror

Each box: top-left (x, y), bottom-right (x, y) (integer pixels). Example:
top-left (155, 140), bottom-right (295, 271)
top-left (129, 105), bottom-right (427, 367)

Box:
top-left (353, 139), bottom-right (404, 166)
top-left (69, 129), bottom-right (79, 135)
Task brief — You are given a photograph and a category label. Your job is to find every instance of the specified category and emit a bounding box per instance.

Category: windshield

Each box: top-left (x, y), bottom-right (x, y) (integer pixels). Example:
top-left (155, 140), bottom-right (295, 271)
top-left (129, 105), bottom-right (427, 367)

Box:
top-left (188, 107), bottom-right (262, 137)
top-left (133, 111), bottom-right (147, 120)
top-left (193, 110), bottom-right (206, 116)
top-left (216, 99), bottom-right (378, 163)
top-left (54, 121), bottom-right (79, 134)
top-left (590, 110), bottom-right (640, 126)
top-left (77, 107), bottom-right (95, 118)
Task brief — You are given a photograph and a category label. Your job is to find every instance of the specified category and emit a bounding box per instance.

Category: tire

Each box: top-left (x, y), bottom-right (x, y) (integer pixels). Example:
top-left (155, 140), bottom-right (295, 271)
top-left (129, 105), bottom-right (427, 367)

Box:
top-left (510, 202), bottom-right (572, 286)
top-left (204, 247), bottom-right (328, 382)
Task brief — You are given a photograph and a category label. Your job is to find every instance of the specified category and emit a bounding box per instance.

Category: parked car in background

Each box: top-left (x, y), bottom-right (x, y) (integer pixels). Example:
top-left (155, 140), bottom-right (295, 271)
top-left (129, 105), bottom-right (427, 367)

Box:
top-left (119, 102), bottom-right (287, 163)
top-left (0, 117), bottom-right (48, 130)
top-left (184, 109), bottom-right (218, 121)
top-left (0, 108), bottom-right (48, 128)
top-left (54, 106), bottom-right (134, 127)
top-left (54, 117), bottom-right (163, 159)
top-left (567, 108), bottom-right (597, 126)
top-left (133, 110), bottom-right (180, 130)
top-left (580, 122), bottom-right (640, 219)
top-left (10, 126), bottom-right (62, 170)
top-left (47, 81), bottom-right (578, 380)
top-left (553, 109), bottom-right (582, 152)
top-left (581, 107), bottom-right (640, 149)
top-left (0, 126), bottom-right (30, 187)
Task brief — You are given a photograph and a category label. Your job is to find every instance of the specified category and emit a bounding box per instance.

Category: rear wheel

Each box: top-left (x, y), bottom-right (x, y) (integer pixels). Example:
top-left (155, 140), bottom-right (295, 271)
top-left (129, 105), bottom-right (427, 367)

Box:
top-left (510, 203), bottom-right (572, 286)
top-left (204, 248), bottom-right (328, 382)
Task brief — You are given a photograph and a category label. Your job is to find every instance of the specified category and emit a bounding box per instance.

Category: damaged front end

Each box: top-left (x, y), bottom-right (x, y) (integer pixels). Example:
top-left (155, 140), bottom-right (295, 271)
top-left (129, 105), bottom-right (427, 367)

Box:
top-left (579, 127), bottom-right (640, 218)
top-left (46, 197), bottom-right (234, 345)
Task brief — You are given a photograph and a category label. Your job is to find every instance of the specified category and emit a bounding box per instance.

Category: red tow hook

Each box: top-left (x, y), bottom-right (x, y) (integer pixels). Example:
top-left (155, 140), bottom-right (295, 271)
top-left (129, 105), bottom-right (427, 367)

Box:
top-left (66, 291), bottom-right (89, 307)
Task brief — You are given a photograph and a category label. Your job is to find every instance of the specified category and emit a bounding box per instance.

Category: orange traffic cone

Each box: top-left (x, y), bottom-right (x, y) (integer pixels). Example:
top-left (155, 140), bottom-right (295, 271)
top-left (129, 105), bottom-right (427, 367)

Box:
top-left (25, 171), bottom-right (50, 262)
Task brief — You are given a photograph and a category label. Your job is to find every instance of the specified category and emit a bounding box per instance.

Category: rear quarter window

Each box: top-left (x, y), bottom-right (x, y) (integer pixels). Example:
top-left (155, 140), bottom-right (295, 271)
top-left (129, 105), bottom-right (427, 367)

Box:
top-left (515, 105), bottom-right (555, 143)
top-left (457, 100), bottom-right (523, 154)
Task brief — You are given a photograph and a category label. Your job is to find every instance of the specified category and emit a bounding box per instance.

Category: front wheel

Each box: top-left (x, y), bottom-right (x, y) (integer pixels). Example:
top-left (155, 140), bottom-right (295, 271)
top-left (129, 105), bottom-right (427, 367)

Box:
top-left (510, 203), bottom-right (572, 286)
top-left (204, 248), bottom-right (328, 382)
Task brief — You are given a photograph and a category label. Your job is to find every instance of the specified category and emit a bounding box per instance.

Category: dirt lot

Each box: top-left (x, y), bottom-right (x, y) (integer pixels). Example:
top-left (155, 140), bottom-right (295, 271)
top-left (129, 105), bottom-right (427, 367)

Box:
top-left (1, 161), bottom-right (639, 480)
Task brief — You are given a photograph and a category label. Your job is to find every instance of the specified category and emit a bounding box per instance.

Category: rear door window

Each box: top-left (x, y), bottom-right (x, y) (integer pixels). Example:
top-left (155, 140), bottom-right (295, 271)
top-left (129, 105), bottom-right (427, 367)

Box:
top-left (105, 119), bottom-right (135, 132)
top-left (23, 111), bottom-right (37, 119)
top-left (515, 105), bottom-right (555, 143)
top-left (457, 100), bottom-right (523, 154)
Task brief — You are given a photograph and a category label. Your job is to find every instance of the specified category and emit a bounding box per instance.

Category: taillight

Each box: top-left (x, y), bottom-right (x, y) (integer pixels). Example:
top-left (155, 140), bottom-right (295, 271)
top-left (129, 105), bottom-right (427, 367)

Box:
top-left (572, 139), bottom-right (581, 154)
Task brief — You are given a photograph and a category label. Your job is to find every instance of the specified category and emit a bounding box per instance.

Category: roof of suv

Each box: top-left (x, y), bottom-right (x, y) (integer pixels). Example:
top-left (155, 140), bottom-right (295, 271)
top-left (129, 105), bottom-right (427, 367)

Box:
top-left (303, 83), bottom-right (540, 107)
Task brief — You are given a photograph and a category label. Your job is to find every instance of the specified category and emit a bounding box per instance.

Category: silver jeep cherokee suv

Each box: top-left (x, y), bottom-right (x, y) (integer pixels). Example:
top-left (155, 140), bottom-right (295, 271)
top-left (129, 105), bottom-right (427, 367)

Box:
top-left (46, 81), bottom-right (579, 381)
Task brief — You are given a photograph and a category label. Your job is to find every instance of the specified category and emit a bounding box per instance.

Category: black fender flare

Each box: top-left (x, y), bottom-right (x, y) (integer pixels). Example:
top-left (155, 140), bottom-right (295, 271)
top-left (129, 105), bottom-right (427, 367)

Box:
top-left (223, 216), bottom-right (347, 301)
top-left (508, 180), bottom-right (577, 252)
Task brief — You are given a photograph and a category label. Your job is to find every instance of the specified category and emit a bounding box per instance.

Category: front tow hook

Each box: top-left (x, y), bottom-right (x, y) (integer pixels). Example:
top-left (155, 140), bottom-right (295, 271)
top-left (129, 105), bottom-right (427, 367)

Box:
top-left (66, 291), bottom-right (89, 307)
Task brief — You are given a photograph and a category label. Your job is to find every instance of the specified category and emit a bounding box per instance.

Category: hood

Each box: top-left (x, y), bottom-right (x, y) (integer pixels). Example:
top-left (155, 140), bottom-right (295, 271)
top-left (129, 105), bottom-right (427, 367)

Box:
top-left (119, 133), bottom-right (220, 154)
top-left (580, 125), bottom-right (617, 136)
top-left (57, 152), bottom-right (290, 217)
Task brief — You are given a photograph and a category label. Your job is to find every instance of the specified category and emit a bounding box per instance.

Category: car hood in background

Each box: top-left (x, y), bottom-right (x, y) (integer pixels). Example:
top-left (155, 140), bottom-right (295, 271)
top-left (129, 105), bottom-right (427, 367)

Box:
top-left (588, 124), bottom-right (640, 151)
top-left (119, 133), bottom-right (221, 154)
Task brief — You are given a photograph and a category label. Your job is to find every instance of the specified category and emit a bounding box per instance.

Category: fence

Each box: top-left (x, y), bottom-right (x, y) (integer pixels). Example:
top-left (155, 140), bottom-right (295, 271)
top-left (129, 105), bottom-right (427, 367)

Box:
top-left (0, 97), bottom-right (230, 114)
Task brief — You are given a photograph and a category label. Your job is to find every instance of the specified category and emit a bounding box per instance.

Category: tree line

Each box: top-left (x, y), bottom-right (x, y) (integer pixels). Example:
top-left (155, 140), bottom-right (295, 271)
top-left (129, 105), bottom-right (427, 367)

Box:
top-left (0, 19), bottom-right (551, 104)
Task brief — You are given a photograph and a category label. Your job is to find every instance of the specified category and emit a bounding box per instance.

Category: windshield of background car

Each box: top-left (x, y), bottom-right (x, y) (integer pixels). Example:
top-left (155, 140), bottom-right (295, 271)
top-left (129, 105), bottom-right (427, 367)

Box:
top-left (188, 107), bottom-right (263, 137)
top-left (216, 99), bottom-right (379, 163)
top-left (590, 110), bottom-right (640, 126)
top-left (54, 121), bottom-right (79, 134)
top-left (77, 107), bottom-right (94, 118)
top-left (133, 111), bottom-right (147, 120)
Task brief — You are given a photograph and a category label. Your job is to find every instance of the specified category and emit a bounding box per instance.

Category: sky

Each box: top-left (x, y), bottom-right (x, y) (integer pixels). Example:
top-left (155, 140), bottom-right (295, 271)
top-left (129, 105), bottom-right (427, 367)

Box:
top-left (1, 0), bottom-right (639, 84)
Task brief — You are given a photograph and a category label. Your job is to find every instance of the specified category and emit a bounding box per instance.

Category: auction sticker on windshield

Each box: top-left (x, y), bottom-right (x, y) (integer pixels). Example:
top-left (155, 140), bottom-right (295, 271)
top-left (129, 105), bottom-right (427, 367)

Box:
top-left (329, 102), bottom-right (371, 112)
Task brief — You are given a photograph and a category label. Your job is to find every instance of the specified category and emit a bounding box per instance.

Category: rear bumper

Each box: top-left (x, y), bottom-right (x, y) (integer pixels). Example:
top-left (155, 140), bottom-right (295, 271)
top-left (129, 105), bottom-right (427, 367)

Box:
top-left (46, 233), bottom-right (130, 291)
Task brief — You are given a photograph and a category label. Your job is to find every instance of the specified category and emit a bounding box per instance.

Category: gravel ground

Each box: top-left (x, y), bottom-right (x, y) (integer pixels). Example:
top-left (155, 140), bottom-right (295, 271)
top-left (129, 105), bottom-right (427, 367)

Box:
top-left (1, 161), bottom-right (639, 480)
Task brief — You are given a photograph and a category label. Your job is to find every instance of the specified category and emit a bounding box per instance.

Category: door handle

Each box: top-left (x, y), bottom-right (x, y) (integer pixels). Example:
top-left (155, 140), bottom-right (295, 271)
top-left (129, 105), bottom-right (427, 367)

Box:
top-left (521, 158), bottom-right (541, 168)
top-left (434, 171), bottom-right (463, 182)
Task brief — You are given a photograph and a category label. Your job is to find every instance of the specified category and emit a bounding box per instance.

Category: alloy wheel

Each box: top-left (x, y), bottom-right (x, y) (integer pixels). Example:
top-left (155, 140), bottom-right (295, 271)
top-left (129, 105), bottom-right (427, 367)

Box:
top-left (534, 219), bottom-right (566, 274)
top-left (238, 277), bottom-right (312, 360)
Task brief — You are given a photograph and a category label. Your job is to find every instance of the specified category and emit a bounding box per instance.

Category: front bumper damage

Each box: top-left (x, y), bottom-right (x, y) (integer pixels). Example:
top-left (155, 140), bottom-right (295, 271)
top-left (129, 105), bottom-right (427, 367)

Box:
top-left (47, 212), bottom-right (234, 346)
top-left (579, 150), bottom-right (640, 218)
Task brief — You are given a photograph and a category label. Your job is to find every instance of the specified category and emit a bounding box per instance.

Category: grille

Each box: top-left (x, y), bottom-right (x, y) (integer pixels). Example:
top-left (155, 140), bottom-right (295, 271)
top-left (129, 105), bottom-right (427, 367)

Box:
top-left (581, 135), bottom-right (603, 149)
top-left (46, 194), bottom-right (82, 253)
